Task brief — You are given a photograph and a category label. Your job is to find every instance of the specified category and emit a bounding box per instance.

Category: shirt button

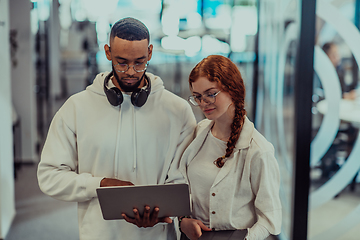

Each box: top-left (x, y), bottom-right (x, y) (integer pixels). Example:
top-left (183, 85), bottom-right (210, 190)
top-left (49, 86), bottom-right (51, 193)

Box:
top-left (212, 211), bottom-right (216, 214)
top-left (212, 193), bottom-right (216, 196)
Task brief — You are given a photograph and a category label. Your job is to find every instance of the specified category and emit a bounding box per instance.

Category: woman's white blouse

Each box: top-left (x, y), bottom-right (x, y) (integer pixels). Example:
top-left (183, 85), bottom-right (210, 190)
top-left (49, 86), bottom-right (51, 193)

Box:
top-left (179, 117), bottom-right (282, 239)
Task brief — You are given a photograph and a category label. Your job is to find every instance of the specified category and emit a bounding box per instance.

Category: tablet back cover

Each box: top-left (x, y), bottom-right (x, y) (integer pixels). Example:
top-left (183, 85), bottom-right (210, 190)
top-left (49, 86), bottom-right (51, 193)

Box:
top-left (96, 183), bottom-right (191, 220)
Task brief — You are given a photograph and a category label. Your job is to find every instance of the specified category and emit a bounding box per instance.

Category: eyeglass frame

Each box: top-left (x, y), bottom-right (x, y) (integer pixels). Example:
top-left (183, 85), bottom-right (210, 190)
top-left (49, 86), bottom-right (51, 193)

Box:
top-left (113, 61), bottom-right (149, 73)
top-left (188, 90), bottom-right (221, 106)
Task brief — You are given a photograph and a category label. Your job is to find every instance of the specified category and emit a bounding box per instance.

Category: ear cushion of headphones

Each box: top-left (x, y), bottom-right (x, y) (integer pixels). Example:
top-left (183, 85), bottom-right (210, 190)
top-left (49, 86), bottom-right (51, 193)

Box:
top-left (106, 87), bottom-right (123, 106)
top-left (131, 89), bottom-right (148, 107)
top-left (131, 75), bottom-right (151, 107)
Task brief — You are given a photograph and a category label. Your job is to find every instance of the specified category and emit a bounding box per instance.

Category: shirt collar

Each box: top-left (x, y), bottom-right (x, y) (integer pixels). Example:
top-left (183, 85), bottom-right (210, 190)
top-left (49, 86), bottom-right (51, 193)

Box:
top-left (234, 116), bottom-right (254, 150)
top-left (206, 116), bottom-right (253, 150)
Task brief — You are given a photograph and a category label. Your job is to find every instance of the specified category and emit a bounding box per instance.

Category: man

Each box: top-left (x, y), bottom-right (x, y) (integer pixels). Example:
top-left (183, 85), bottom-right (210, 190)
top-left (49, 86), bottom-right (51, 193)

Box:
top-left (37, 17), bottom-right (196, 240)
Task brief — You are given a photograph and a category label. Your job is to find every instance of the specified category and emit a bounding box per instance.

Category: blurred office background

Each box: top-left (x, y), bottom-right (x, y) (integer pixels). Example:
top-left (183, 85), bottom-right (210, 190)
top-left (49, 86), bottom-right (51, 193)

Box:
top-left (0, 0), bottom-right (360, 239)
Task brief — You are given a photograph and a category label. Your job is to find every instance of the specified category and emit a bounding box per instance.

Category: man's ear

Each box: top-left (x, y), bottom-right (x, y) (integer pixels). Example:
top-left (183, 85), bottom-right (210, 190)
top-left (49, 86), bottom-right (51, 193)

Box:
top-left (148, 44), bottom-right (153, 61)
top-left (104, 44), bottom-right (112, 61)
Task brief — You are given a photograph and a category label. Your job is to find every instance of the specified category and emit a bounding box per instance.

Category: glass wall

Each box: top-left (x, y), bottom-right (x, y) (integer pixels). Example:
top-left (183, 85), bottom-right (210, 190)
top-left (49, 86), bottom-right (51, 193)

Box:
top-left (256, 0), bottom-right (301, 239)
top-left (309, 0), bottom-right (360, 239)
top-left (256, 0), bottom-right (360, 239)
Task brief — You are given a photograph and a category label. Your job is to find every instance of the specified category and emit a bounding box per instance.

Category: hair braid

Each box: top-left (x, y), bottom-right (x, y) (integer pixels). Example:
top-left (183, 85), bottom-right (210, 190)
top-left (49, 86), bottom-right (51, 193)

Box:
top-left (214, 106), bottom-right (246, 168)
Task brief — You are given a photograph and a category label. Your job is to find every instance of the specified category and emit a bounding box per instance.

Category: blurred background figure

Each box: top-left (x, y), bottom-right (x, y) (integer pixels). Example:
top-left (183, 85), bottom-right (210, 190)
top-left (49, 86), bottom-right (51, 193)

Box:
top-left (322, 42), bottom-right (358, 100)
top-left (314, 41), bottom-right (360, 186)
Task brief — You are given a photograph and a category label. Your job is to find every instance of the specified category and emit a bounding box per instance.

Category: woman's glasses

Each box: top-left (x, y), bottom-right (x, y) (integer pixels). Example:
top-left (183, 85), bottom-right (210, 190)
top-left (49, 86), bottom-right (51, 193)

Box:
top-left (188, 91), bottom-right (221, 106)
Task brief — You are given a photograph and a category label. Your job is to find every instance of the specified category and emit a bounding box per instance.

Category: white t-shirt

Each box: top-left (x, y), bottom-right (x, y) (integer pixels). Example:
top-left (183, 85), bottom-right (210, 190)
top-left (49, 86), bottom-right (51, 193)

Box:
top-left (188, 129), bottom-right (224, 227)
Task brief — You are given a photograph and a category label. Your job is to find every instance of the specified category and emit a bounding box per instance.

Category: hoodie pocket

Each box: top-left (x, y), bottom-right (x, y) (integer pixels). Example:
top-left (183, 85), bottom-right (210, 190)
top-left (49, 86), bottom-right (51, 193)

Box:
top-left (79, 198), bottom-right (118, 239)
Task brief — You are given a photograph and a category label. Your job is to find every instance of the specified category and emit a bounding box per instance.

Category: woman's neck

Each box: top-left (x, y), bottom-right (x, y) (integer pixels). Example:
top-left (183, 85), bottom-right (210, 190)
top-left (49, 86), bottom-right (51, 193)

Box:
top-left (211, 117), bottom-right (233, 141)
top-left (211, 104), bottom-right (235, 141)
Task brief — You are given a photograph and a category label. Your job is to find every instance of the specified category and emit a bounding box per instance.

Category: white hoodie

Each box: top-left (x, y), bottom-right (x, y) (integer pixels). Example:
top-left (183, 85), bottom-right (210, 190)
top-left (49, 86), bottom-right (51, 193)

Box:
top-left (37, 72), bottom-right (197, 240)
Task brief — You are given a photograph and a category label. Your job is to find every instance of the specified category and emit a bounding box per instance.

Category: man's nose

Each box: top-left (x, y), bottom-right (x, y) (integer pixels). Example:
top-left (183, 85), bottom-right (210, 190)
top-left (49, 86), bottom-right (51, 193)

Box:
top-left (125, 65), bottom-right (136, 75)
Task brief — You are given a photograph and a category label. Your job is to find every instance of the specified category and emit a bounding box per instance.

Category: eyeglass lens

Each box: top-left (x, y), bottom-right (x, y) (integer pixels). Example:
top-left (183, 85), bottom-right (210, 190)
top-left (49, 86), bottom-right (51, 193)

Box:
top-left (115, 63), bottom-right (147, 72)
top-left (190, 92), bottom-right (219, 106)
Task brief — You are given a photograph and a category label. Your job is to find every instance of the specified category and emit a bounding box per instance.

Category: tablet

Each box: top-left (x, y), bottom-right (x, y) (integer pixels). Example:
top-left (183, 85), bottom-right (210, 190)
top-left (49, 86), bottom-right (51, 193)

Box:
top-left (96, 183), bottom-right (191, 220)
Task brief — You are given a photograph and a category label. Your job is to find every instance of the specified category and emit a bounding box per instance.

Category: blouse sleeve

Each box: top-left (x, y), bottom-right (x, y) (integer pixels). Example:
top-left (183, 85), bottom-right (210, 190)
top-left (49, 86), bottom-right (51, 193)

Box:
top-left (249, 151), bottom-right (282, 236)
top-left (245, 222), bottom-right (270, 240)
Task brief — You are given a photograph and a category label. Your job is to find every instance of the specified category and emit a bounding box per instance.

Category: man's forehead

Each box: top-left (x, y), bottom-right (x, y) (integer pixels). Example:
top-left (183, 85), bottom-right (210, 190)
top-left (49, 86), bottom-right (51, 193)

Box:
top-left (110, 37), bottom-right (149, 46)
top-left (109, 38), bottom-right (150, 61)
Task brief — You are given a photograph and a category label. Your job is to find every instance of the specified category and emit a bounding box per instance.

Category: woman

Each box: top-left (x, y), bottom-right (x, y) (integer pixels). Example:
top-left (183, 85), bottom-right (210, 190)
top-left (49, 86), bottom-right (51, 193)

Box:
top-left (179, 55), bottom-right (281, 240)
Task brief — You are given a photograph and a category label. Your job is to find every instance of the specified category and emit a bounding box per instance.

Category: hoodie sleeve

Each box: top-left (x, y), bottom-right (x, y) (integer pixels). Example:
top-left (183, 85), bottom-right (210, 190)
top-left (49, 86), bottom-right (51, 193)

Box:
top-left (165, 102), bottom-right (197, 184)
top-left (37, 109), bottom-right (103, 202)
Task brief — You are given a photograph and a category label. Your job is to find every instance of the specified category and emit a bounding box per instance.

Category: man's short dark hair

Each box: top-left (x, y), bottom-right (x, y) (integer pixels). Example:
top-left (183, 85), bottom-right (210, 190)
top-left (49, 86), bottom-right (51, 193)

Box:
top-left (110, 17), bottom-right (150, 43)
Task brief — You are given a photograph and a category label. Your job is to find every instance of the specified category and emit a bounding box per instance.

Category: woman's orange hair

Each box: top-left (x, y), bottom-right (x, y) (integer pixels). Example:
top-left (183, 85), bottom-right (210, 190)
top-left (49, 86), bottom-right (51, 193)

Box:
top-left (189, 55), bottom-right (247, 168)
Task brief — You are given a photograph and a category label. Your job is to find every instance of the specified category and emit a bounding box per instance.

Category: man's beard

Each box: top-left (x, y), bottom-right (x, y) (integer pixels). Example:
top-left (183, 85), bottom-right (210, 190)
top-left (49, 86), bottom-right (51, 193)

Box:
top-left (112, 65), bottom-right (144, 92)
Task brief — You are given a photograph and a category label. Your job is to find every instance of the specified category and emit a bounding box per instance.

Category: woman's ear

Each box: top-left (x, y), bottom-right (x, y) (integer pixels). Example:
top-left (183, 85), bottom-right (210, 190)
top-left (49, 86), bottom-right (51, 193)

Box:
top-left (104, 44), bottom-right (112, 61)
top-left (226, 103), bottom-right (235, 119)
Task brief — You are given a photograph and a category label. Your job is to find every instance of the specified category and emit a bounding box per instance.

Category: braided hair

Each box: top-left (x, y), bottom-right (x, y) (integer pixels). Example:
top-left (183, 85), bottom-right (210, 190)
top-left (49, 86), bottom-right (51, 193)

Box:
top-left (189, 55), bottom-right (247, 168)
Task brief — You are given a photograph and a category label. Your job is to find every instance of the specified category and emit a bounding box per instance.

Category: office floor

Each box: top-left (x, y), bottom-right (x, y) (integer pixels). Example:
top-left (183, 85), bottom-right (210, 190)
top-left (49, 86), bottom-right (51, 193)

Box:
top-left (6, 164), bottom-right (78, 240)
top-left (307, 181), bottom-right (360, 240)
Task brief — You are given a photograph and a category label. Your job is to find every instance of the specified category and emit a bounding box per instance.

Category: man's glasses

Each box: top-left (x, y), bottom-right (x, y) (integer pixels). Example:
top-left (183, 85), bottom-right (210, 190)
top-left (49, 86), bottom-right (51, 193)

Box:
top-left (113, 62), bottom-right (148, 73)
top-left (188, 91), bottom-right (221, 106)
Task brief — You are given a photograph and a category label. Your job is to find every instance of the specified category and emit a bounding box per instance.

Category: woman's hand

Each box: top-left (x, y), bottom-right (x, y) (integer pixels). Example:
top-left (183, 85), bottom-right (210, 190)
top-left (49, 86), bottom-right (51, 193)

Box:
top-left (180, 218), bottom-right (212, 240)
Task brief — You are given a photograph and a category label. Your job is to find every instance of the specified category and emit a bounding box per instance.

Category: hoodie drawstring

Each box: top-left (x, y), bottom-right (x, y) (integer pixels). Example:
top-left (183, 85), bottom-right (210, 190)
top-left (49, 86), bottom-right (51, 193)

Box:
top-left (132, 106), bottom-right (137, 172)
top-left (114, 107), bottom-right (122, 178)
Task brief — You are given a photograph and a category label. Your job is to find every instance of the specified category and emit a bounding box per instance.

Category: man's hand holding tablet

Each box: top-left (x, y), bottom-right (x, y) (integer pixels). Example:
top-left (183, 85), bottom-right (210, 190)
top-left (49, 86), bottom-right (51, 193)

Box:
top-left (122, 205), bottom-right (172, 228)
